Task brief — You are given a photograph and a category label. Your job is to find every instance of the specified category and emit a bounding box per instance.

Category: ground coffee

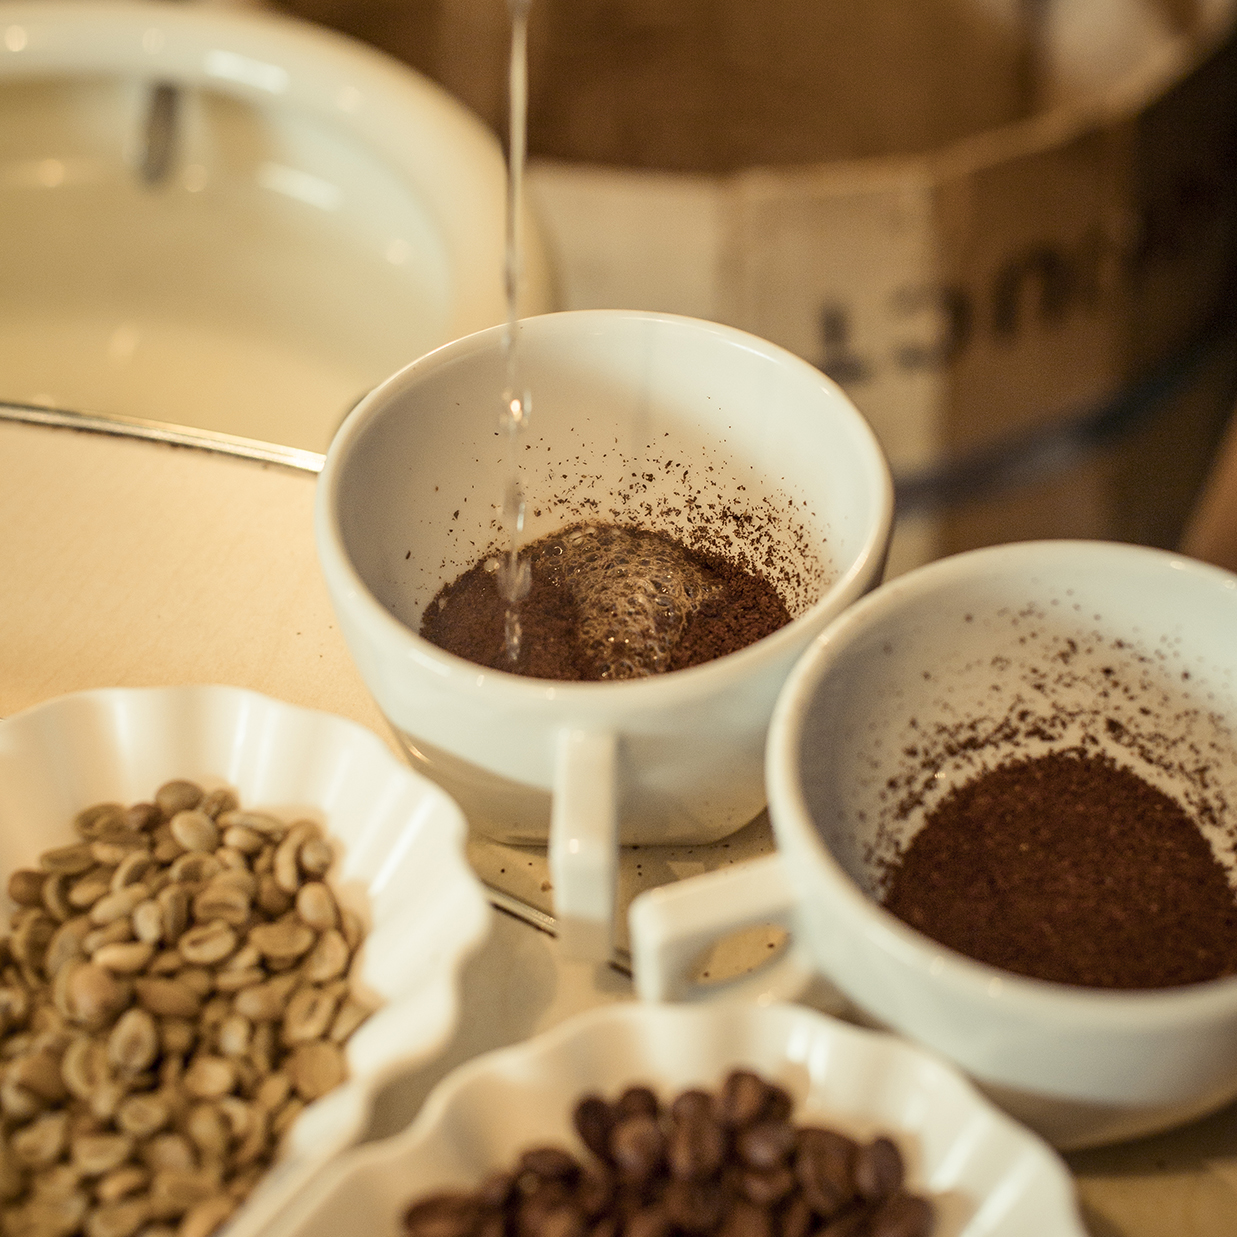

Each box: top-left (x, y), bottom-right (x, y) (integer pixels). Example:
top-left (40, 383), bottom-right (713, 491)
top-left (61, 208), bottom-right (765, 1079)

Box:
top-left (420, 522), bottom-right (791, 681)
top-left (881, 748), bottom-right (1237, 989)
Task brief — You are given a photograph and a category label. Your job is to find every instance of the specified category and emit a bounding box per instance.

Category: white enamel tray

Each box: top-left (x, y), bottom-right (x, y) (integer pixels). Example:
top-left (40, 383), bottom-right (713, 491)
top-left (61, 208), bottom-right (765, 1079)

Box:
top-left (0, 684), bottom-right (492, 1237)
top-left (261, 1001), bottom-right (1085, 1237)
top-left (0, 0), bottom-right (551, 453)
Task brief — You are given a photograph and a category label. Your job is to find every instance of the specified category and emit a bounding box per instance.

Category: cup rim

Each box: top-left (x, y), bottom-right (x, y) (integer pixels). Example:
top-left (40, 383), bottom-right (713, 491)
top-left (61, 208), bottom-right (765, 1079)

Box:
top-left (766, 538), bottom-right (1237, 1024)
top-left (316, 308), bottom-right (895, 707)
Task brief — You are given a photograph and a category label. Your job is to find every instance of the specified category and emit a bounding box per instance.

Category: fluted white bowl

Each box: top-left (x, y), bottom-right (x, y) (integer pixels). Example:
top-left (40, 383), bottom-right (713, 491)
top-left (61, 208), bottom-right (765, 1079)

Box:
top-left (0, 684), bottom-right (491, 1237)
top-left (259, 1002), bottom-right (1084, 1237)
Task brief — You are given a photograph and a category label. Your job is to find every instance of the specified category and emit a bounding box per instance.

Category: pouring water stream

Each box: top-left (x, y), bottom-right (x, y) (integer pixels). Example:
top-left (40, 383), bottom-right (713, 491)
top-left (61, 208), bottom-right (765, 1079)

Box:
top-left (496, 0), bottom-right (534, 663)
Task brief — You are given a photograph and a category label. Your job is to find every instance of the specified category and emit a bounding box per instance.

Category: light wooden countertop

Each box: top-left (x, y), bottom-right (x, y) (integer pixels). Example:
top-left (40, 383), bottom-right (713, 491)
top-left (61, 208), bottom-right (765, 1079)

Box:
top-left (0, 419), bottom-right (380, 729)
top-left (4, 417), bottom-right (1237, 1236)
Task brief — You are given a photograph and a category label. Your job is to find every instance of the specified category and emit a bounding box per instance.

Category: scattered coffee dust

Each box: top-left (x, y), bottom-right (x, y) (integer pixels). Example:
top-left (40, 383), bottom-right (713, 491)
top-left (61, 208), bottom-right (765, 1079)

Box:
top-left (881, 749), bottom-right (1237, 989)
top-left (420, 521), bottom-right (791, 681)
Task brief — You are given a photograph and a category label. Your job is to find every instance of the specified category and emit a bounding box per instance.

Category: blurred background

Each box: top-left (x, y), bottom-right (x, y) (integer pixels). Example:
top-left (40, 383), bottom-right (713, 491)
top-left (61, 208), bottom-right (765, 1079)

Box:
top-left (271, 0), bottom-right (1237, 575)
top-left (4, 0), bottom-right (1237, 575)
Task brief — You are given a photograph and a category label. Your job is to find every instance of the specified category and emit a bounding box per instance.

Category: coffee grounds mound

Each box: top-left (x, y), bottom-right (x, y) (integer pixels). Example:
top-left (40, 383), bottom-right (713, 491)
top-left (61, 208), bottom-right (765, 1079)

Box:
top-left (420, 522), bottom-right (791, 681)
top-left (881, 749), bottom-right (1237, 989)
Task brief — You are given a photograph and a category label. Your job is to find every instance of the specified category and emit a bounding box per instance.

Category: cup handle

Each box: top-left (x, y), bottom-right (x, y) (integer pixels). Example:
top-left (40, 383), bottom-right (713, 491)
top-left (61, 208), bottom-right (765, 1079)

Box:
top-left (628, 853), bottom-right (817, 1003)
top-left (550, 727), bottom-right (619, 961)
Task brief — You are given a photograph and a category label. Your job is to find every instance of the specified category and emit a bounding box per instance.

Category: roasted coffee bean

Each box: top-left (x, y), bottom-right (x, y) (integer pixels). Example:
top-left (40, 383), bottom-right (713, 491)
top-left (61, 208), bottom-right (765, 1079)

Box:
top-left (575, 1165), bottom-right (615, 1219)
top-left (665, 1178), bottom-right (724, 1231)
top-left (853, 1137), bottom-right (904, 1202)
top-left (867, 1192), bottom-right (933, 1237)
top-left (404, 1193), bottom-right (487, 1237)
top-left (610, 1114), bottom-right (666, 1185)
top-left (714, 1071), bottom-right (772, 1129)
top-left (402, 1076), bottom-right (934, 1237)
top-left (669, 1088), bottom-right (713, 1125)
top-left (737, 1166), bottom-right (795, 1208)
top-left (589, 1214), bottom-right (621, 1237)
top-left (573, 1095), bottom-right (616, 1162)
top-left (778, 1192), bottom-right (814, 1237)
top-left (668, 1111), bottom-right (726, 1181)
top-left (519, 1198), bottom-right (586, 1237)
top-left (615, 1085), bottom-right (660, 1120)
top-left (718, 1198), bottom-right (773, 1237)
top-left (613, 1181), bottom-right (651, 1221)
top-left (520, 1147), bottom-right (581, 1184)
top-left (624, 1205), bottom-right (672, 1237)
top-left (761, 1088), bottom-right (793, 1125)
top-left (477, 1172), bottom-right (516, 1210)
top-left (516, 1176), bottom-right (573, 1222)
top-left (736, 1119), bottom-right (796, 1170)
top-left (795, 1127), bottom-right (857, 1217)
top-left (818, 1205), bottom-right (872, 1237)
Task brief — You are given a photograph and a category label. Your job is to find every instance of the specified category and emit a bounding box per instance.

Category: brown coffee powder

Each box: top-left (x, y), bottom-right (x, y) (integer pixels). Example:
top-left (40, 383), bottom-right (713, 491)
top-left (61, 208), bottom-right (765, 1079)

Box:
top-left (420, 522), bottom-right (791, 681)
top-left (881, 749), bottom-right (1237, 989)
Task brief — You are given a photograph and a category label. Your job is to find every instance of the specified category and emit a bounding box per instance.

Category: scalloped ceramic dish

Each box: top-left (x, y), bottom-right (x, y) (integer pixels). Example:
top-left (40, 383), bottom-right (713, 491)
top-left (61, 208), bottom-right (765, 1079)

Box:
top-left (260, 1002), bottom-right (1085, 1237)
top-left (0, 684), bottom-right (492, 1237)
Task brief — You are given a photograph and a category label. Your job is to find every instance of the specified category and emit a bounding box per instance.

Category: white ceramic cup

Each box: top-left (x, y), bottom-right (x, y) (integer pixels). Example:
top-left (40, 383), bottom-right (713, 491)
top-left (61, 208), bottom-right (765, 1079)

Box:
top-left (316, 310), bottom-right (893, 960)
top-left (630, 540), bottom-right (1237, 1149)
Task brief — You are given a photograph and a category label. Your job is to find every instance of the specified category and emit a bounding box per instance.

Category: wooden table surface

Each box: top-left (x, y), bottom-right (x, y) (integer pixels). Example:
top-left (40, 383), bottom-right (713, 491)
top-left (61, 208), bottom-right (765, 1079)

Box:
top-left (4, 417), bottom-right (1237, 1236)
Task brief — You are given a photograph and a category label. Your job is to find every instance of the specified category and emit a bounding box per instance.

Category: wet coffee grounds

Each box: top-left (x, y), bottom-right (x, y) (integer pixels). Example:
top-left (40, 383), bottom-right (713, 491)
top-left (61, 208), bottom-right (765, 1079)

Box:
top-left (420, 522), bottom-right (792, 681)
top-left (402, 1070), bottom-right (934, 1237)
top-left (881, 749), bottom-right (1237, 989)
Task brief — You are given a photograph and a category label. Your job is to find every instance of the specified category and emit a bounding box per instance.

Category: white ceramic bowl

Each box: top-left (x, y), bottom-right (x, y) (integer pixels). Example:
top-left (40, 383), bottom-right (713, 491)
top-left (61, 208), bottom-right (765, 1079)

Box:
top-left (0, 684), bottom-right (492, 1237)
top-left (257, 1002), bottom-right (1085, 1237)
top-left (0, 0), bottom-right (551, 451)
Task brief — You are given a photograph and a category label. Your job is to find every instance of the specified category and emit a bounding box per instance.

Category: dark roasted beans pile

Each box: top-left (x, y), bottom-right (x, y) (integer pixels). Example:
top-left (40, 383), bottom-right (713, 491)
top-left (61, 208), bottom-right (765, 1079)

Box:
top-left (402, 1070), bottom-right (933, 1237)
